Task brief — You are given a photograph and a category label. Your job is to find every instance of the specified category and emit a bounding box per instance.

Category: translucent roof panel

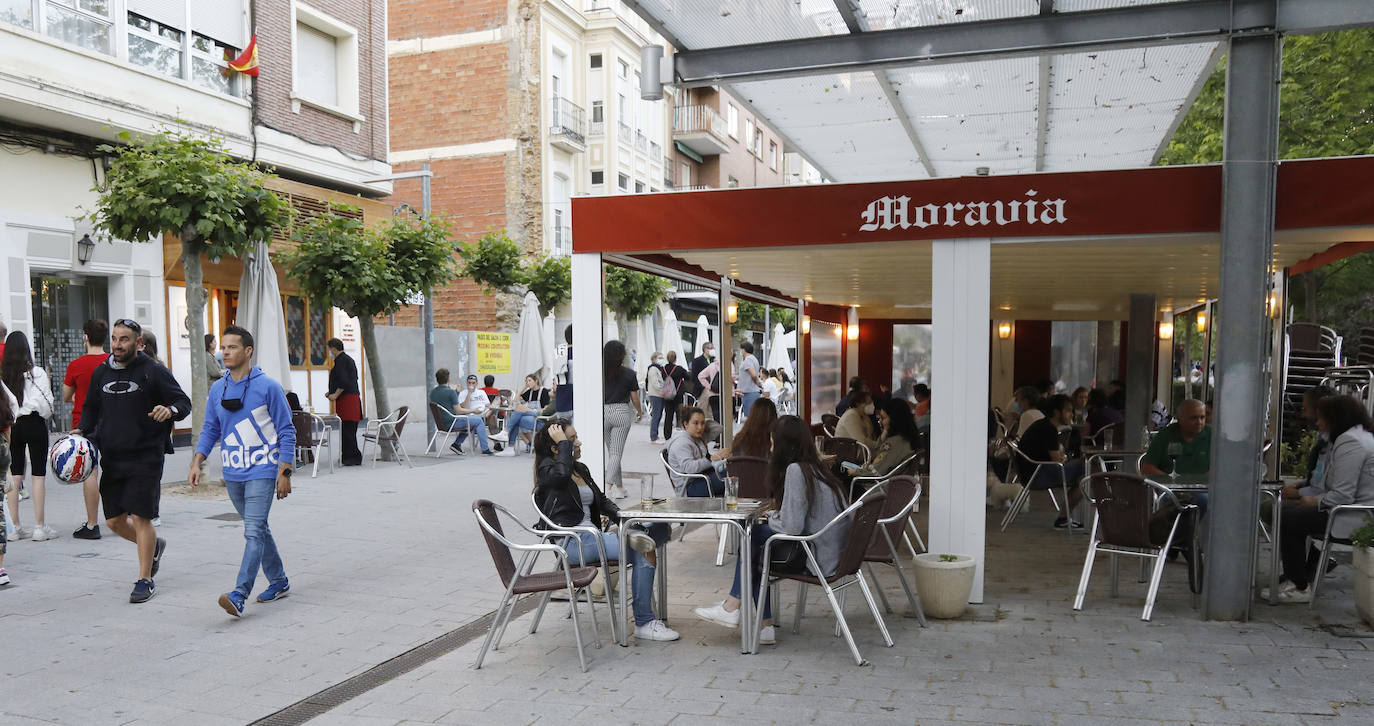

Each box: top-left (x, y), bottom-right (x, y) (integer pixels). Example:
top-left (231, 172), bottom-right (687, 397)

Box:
top-left (732, 72), bottom-right (928, 181)
top-left (889, 58), bottom-right (1040, 177)
top-left (633, 0), bottom-right (847, 49)
top-left (856, 1), bottom-right (1038, 31)
top-left (1057, 0), bottom-right (1193, 11)
top-left (1042, 42), bottom-right (1220, 171)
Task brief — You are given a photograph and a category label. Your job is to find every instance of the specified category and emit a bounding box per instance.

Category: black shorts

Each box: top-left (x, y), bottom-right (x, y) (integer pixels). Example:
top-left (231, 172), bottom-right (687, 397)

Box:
top-left (8, 413), bottom-right (48, 477)
top-left (100, 455), bottom-right (164, 520)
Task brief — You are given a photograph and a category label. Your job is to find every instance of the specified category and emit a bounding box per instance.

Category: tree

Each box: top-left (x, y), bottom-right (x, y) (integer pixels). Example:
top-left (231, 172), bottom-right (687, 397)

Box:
top-left (90, 130), bottom-right (289, 441)
top-left (604, 265), bottom-right (672, 339)
top-left (458, 231), bottom-right (525, 294)
top-left (283, 204), bottom-right (456, 428)
top-left (525, 255), bottom-right (571, 317)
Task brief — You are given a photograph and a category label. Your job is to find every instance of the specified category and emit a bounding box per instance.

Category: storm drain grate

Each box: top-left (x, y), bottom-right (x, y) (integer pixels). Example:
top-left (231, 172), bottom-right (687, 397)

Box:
top-left (249, 597), bottom-right (540, 726)
top-left (205, 512), bottom-right (243, 521)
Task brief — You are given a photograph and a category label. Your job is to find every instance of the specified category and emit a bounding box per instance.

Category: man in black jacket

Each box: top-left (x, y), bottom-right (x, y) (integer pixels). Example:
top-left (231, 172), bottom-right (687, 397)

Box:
top-left (689, 341), bottom-right (714, 400)
top-left (78, 319), bottom-right (190, 603)
top-left (326, 339), bottom-right (363, 465)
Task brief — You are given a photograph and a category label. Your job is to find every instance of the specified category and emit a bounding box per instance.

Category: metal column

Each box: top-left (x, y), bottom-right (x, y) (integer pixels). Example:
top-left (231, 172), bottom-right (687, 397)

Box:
top-left (718, 279), bottom-right (735, 443)
top-left (1205, 12), bottom-right (1282, 621)
top-left (1124, 294), bottom-right (1156, 456)
top-left (421, 162), bottom-right (436, 441)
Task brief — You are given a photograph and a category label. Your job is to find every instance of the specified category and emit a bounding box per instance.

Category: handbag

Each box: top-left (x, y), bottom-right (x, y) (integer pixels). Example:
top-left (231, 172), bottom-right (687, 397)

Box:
top-left (26, 370), bottom-right (55, 420)
top-left (768, 540), bottom-right (810, 574)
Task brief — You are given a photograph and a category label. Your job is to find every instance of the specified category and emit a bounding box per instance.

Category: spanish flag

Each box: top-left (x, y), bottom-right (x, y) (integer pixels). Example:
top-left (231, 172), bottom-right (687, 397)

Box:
top-left (228, 34), bottom-right (259, 77)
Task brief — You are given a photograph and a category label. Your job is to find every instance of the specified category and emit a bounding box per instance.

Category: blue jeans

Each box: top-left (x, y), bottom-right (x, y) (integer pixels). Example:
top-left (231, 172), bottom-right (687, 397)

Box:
top-left (506, 411), bottom-right (538, 438)
top-left (647, 396), bottom-right (664, 441)
top-left (226, 477), bottom-right (287, 599)
top-left (730, 523), bottom-right (775, 620)
top-left (563, 525), bottom-right (669, 626)
top-left (451, 414), bottom-right (491, 452)
top-left (740, 392), bottom-right (761, 418)
top-left (684, 468), bottom-right (726, 497)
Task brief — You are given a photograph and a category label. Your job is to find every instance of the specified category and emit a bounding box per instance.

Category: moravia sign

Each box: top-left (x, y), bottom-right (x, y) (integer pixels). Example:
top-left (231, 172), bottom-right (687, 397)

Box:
top-left (859, 190), bottom-right (1068, 232)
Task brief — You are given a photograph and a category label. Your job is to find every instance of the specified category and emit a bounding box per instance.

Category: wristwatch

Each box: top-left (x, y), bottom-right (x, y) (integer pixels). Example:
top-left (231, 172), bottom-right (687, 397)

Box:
top-left (281, 467), bottom-right (293, 478)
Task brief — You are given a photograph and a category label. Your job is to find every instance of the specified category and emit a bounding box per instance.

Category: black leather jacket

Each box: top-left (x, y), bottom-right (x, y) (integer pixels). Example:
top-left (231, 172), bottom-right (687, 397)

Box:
top-left (535, 440), bottom-right (621, 529)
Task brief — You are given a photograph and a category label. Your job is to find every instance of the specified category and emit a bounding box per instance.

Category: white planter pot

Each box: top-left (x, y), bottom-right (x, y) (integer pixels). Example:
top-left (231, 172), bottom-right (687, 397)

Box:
top-left (912, 553), bottom-right (976, 619)
top-left (1354, 547), bottom-right (1374, 629)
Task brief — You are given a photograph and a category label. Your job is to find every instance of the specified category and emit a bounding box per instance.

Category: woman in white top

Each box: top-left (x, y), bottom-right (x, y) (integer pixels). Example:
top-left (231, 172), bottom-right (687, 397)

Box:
top-left (833, 390), bottom-right (878, 451)
top-left (3, 331), bottom-right (56, 541)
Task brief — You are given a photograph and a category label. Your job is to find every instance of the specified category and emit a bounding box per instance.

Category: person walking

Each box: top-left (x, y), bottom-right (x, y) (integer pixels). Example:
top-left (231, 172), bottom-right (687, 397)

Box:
top-left (63, 319), bottom-right (110, 539)
top-left (77, 319), bottom-right (189, 602)
top-left (645, 353), bottom-right (666, 443)
top-left (190, 326), bottom-right (295, 617)
top-left (3, 331), bottom-right (56, 542)
top-left (0, 379), bottom-right (16, 584)
top-left (661, 351), bottom-right (690, 442)
top-left (204, 334), bottom-right (224, 385)
top-left (737, 341), bottom-right (763, 418)
top-left (325, 338), bottom-right (363, 466)
top-left (602, 340), bottom-right (642, 500)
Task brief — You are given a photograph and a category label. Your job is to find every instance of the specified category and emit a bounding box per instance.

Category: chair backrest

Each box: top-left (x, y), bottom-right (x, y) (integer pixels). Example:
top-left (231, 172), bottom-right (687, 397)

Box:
top-left (824, 437), bottom-right (867, 466)
top-left (291, 412), bottom-right (318, 447)
top-left (1091, 422), bottom-right (1120, 448)
top-left (1086, 472), bottom-right (1160, 549)
top-left (428, 401), bottom-right (450, 429)
top-left (393, 405), bottom-right (410, 435)
top-left (821, 413), bottom-right (840, 435)
top-left (865, 476), bottom-right (920, 559)
top-left (725, 455), bottom-right (770, 499)
top-left (831, 493), bottom-right (887, 579)
top-left (472, 499), bottom-right (518, 588)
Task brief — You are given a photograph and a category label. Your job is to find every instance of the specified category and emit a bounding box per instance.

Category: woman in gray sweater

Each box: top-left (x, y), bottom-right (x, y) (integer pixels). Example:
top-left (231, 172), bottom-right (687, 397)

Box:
top-left (694, 415), bottom-right (850, 645)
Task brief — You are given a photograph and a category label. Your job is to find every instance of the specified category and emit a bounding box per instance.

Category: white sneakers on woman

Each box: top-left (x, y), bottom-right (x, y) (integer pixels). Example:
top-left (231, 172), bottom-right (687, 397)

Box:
top-left (694, 601), bottom-right (776, 644)
top-left (634, 619), bottom-right (680, 641)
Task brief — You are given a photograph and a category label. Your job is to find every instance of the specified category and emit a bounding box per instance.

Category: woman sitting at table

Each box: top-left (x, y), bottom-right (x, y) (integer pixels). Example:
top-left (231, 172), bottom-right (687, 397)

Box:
top-left (1268, 395), bottom-right (1374, 603)
top-left (503, 373), bottom-right (548, 447)
top-left (665, 405), bottom-right (729, 496)
top-left (731, 398), bottom-right (777, 459)
top-left (833, 390), bottom-right (878, 450)
top-left (534, 421), bottom-right (678, 641)
top-left (852, 398), bottom-right (921, 482)
top-left (1084, 388), bottom-right (1125, 447)
top-left (694, 415), bottom-right (852, 646)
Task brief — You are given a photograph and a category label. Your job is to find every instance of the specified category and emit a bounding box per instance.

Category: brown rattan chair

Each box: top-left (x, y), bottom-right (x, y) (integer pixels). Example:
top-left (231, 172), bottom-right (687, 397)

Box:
top-left (725, 455), bottom-right (770, 499)
top-left (859, 476), bottom-right (927, 626)
top-left (425, 402), bottom-right (478, 457)
top-left (821, 413), bottom-right (840, 436)
top-left (472, 499), bottom-right (601, 671)
top-left (823, 436), bottom-right (871, 468)
top-left (1001, 439), bottom-right (1075, 535)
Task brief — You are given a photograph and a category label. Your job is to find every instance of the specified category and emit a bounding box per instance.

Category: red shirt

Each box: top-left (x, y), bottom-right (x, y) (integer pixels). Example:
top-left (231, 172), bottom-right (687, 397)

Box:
top-left (64, 353), bottom-right (107, 427)
top-left (482, 386), bottom-right (501, 398)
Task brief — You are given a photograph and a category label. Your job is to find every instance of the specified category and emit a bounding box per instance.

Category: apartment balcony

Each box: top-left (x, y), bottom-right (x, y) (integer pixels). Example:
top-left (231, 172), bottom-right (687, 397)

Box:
top-left (589, 120), bottom-right (605, 137)
top-left (617, 122), bottom-right (633, 145)
top-left (650, 141), bottom-right (662, 159)
top-left (549, 97), bottom-right (587, 153)
top-left (635, 130), bottom-right (648, 152)
top-left (672, 104), bottom-right (731, 156)
top-left (552, 225), bottom-right (572, 256)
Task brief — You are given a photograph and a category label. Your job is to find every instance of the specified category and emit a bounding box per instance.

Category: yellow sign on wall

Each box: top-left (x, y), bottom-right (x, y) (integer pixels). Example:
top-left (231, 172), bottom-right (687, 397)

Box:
top-left (476, 332), bottom-right (511, 374)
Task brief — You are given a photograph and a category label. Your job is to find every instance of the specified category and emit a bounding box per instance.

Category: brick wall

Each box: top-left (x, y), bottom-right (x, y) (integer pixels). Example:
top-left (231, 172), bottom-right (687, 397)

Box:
top-left (388, 45), bottom-right (510, 152)
top-left (389, 0), bottom-right (508, 40)
top-left (255, 0), bottom-right (387, 162)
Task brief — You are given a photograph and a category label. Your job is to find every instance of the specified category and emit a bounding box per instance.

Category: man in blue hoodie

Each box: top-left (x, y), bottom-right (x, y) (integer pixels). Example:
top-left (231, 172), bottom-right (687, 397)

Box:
top-left (189, 325), bottom-right (296, 617)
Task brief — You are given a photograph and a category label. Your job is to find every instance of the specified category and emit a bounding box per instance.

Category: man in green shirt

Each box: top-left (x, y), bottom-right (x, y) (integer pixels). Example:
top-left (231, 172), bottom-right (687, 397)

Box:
top-left (1142, 399), bottom-right (1211, 477)
top-left (429, 368), bottom-right (493, 455)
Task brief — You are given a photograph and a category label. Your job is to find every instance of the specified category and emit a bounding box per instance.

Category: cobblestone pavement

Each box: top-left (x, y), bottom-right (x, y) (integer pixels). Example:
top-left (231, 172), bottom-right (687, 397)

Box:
top-left (3, 421), bottom-right (1372, 725)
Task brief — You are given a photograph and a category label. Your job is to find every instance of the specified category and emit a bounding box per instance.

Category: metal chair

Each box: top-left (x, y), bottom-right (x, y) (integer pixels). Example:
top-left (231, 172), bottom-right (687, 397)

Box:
top-left (1308, 503), bottom-right (1374, 609)
top-left (821, 413), bottom-right (840, 436)
top-left (1072, 472), bottom-right (1196, 621)
top-left (425, 402), bottom-right (477, 457)
top-left (660, 448), bottom-right (730, 564)
top-left (361, 406), bottom-right (414, 467)
top-left (850, 450), bottom-right (926, 554)
top-left (472, 500), bottom-right (601, 671)
top-left (823, 437), bottom-right (871, 468)
top-left (1001, 440), bottom-right (1074, 535)
top-left (291, 411), bottom-right (334, 477)
top-left (528, 492), bottom-right (626, 643)
top-left (859, 476), bottom-right (928, 626)
top-left (756, 494), bottom-right (893, 664)
top-left (1089, 422), bottom-right (1120, 449)
top-left (725, 455), bottom-right (770, 499)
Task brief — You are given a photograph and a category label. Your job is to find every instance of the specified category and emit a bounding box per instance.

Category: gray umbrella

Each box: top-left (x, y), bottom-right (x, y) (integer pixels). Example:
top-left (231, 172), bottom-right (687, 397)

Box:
top-left (235, 242), bottom-right (294, 389)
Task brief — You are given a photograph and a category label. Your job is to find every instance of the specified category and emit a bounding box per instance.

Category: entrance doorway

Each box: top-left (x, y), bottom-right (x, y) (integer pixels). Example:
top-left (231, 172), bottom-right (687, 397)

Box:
top-left (30, 274), bottom-right (109, 431)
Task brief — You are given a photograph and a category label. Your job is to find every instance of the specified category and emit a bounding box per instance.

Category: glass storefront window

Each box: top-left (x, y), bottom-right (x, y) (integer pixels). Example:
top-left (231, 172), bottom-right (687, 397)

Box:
top-left (1050, 321), bottom-right (1098, 393)
top-left (809, 320), bottom-right (843, 422)
top-left (309, 300), bottom-right (330, 366)
top-left (892, 324), bottom-right (932, 400)
top-left (286, 296), bottom-right (306, 366)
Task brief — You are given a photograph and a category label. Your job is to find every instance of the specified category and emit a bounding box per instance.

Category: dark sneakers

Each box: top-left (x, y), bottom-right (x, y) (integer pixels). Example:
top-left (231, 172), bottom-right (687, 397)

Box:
top-left (73, 523), bottom-right (101, 540)
top-left (218, 592), bottom-right (245, 617)
top-left (150, 537), bottom-right (167, 578)
top-left (130, 578), bottom-right (156, 603)
top-left (256, 581), bottom-right (291, 603)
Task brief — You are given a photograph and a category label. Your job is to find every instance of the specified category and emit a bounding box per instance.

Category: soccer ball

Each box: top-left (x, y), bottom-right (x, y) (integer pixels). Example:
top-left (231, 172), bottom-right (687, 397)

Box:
top-left (49, 435), bottom-right (99, 485)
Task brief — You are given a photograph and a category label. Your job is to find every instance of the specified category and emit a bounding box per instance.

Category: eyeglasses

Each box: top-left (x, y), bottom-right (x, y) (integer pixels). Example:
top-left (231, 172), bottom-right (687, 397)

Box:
top-left (113, 318), bottom-right (142, 334)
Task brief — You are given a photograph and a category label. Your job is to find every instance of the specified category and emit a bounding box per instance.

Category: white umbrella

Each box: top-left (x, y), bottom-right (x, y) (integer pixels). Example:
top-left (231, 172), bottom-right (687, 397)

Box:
top-left (694, 314), bottom-right (712, 357)
top-left (236, 242), bottom-right (293, 388)
top-left (767, 322), bottom-right (793, 372)
top-left (513, 292), bottom-right (546, 381)
top-left (629, 315), bottom-right (655, 382)
top-left (542, 312), bottom-right (557, 386)
top-left (659, 303), bottom-right (686, 363)
top-left (603, 306), bottom-right (619, 344)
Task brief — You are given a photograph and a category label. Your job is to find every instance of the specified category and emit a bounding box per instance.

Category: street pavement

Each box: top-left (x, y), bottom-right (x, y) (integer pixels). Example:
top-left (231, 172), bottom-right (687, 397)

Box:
top-left (2, 419), bottom-right (1373, 725)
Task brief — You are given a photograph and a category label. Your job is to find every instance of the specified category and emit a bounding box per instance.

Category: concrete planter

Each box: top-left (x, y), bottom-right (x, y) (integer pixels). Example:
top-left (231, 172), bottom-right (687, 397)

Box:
top-left (1354, 547), bottom-right (1374, 629)
top-left (912, 553), bottom-right (976, 619)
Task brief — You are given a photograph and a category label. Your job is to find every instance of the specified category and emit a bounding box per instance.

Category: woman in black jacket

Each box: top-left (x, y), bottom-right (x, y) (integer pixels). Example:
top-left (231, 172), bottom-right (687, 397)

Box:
top-left (534, 421), bottom-right (677, 641)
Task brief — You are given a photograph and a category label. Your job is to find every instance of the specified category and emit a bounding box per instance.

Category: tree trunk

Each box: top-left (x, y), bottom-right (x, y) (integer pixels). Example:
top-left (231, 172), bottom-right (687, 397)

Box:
top-left (182, 233), bottom-right (208, 447)
top-left (357, 316), bottom-right (395, 458)
top-left (1303, 272), bottom-right (1318, 323)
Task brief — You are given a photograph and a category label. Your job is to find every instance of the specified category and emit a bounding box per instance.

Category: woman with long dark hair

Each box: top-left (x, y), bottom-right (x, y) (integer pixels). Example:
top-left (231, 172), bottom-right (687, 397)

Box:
top-left (3, 331), bottom-right (55, 542)
top-left (1, 377), bottom-right (16, 583)
top-left (694, 415), bottom-right (850, 646)
top-left (731, 397), bottom-right (777, 459)
top-left (1268, 395), bottom-right (1374, 602)
top-left (854, 398), bottom-right (921, 480)
top-left (601, 340), bottom-right (643, 499)
top-left (533, 419), bottom-right (677, 641)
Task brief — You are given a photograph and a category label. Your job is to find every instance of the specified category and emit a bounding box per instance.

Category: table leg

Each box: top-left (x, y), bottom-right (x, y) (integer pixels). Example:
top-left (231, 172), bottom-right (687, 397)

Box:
top-left (657, 541), bottom-right (669, 626)
top-left (619, 520), bottom-right (631, 646)
top-left (739, 521), bottom-right (753, 654)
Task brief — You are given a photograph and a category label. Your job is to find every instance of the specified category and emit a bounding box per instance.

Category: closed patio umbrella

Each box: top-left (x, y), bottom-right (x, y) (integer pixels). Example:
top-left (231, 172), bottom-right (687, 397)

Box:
top-left (513, 292), bottom-right (547, 381)
top-left (694, 314), bottom-right (712, 357)
top-left (236, 242), bottom-right (293, 389)
top-left (767, 322), bottom-right (792, 373)
top-left (659, 303), bottom-right (686, 363)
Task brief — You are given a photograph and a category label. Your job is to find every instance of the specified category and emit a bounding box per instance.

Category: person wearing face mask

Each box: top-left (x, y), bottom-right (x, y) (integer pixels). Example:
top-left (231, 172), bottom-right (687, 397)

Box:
top-left (833, 390), bottom-right (878, 451)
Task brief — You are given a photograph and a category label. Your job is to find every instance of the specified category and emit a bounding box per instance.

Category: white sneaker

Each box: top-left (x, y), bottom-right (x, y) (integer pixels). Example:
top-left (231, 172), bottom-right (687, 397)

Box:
top-left (151, 517), bottom-right (161, 527)
top-left (626, 529), bottom-right (657, 554)
top-left (31, 525), bottom-right (56, 542)
top-left (9, 526), bottom-right (30, 541)
top-left (693, 601), bottom-right (740, 628)
top-left (634, 619), bottom-right (680, 641)
top-left (758, 625), bottom-right (776, 645)
top-left (490, 430), bottom-right (509, 443)
top-left (612, 485), bottom-right (628, 500)
top-left (0, 568), bottom-right (9, 585)
top-left (1274, 582), bottom-right (1313, 604)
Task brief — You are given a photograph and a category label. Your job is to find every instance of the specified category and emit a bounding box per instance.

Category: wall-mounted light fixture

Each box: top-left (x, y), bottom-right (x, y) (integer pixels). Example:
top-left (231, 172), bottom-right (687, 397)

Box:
top-left (1158, 321), bottom-right (1174, 340)
top-left (800, 315), bottom-right (811, 334)
top-left (1268, 293), bottom-right (1280, 318)
top-left (726, 302), bottom-right (738, 324)
top-left (1196, 313), bottom-right (1207, 332)
top-left (997, 321), bottom-right (1012, 340)
top-left (76, 233), bottom-right (95, 265)
top-left (847, 324), bottom-right (859, 342)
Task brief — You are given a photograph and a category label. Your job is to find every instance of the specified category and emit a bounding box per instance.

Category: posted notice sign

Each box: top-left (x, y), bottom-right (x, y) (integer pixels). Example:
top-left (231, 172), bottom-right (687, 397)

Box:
top-left (476, 332), bottom-right (511, 374)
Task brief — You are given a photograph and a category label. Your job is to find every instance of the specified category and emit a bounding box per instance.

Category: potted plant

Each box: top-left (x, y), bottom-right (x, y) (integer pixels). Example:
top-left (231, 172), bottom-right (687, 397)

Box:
top-left (911, 553), bottom-right (976, 619)
top-left (1351, 517), bottom-right (1374, 629)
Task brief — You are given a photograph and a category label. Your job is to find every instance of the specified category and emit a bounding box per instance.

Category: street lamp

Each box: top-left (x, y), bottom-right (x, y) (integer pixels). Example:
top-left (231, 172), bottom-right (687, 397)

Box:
top-left (76, 233), bottom-right (95, 265)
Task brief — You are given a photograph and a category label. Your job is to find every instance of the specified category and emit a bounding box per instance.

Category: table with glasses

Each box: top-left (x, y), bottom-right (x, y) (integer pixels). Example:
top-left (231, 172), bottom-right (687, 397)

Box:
top-left (1142, 473), bottom-right (1286, 606)
top-left (616, 497), bottom-right (769, 652)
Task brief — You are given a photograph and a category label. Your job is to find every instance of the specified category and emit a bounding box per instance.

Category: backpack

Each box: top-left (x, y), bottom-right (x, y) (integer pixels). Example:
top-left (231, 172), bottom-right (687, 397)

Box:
top-left (660, 364), bottom-right (679, 400)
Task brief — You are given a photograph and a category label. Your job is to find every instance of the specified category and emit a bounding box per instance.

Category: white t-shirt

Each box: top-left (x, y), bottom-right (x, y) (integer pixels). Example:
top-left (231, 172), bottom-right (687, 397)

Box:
top-left (761, 378), bottom-right (780, 400)
top-left (460, 388), bottom-right (491, 414)
top-left (1015, 409), bottom-right (1045, 440)
top-left (738, 354), bottom-right (761, 393)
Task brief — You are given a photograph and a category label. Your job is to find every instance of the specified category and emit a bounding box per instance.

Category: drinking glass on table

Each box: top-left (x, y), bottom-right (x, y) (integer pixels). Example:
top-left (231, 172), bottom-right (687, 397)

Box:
top-left (641, 477), bottom-right (655, 506)
top-left (1166, 442), bottom-right (1183, 481)
top-left (723, 476), bottom-right (739, 508)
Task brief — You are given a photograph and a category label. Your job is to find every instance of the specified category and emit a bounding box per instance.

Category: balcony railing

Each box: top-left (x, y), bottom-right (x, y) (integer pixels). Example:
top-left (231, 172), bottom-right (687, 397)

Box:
top-left (553, 225), bottom-right (572, 255)
top-left (635, 130), bottom-right (648, 152)
top-left (589, 120), bottom-right (605, 136)
top-left (672, 104), bottom-right (731, 156)
top-left (618, 122), bottom-right (633, 145)
top-left (585, 0), bottom-right (613, 12)
top-left (650, 141), bottom-right (662, 158)
top-left (550, 96), bottom-right (586, 151)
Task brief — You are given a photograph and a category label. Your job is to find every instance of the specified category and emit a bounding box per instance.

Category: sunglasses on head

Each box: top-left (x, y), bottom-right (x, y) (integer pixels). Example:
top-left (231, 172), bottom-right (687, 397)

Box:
top-left (113, 318), bottom-right (142, 335)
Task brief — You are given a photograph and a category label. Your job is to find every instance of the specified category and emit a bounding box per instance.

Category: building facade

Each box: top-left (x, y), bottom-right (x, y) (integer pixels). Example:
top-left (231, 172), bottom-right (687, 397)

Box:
top-left (1, 0), bottom-right (391, 426)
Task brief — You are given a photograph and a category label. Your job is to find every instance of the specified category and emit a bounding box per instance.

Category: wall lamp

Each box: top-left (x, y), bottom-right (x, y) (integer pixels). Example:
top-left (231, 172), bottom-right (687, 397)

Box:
top-left (800, 315), bottom-right (811, 335)
top-left (1158, 321), bottom-right (1174, 340)
top-left (847, 324), bottom-right (859, 342)
top-left (726, 302), bottom-right (738, 324)
top-left (76, 233), bottom-right (95, 265)
top-left (997, 321), bottom-right (1012, 340)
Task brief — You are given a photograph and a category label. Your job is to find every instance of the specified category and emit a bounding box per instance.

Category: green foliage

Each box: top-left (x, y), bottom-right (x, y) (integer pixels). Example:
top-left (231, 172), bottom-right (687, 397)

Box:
top-left (459, 231), bottom-right (525, 294)
top-left (604, 265), bottom-right (671, 321)
top-left (938, 554), bottom-right (959, 563)
top-left (1351, 517), bottom-right (1374, 549)
top-left (283, 204), bottom-right (400, 318)
top-left (1288, 251), bottom-right (1374, 343)
top-left (736, 301), bottom-right (797, 333)
top-left (381, 215), bottom-right (458, 296)
top-left (90, 130), bottom-right (289, 254)
top-left (1279, 427), bottom-right (1319, 478)
top-left (525, 255), bottom-right (571, 317)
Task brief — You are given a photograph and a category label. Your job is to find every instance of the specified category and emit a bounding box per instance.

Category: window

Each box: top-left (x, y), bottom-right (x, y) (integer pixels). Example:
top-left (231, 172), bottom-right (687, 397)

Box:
top-left (190, 32), bottom-right (238, 96)
top-left (591, 170), bottom-right (604, 185)
top-left (769, 141), bottom-right (778, 170)
top-left (1, 0), bottom-right (34, 29)
top-left (127, 12), bottom-right (182, 78)
top-left (293, 4), bottom-right (360, 115)
top-left (727, 104), bottom-right (739, 139)
top-left (634, 181), bottom-right (644, 193)
top-left (589, 52), bottom-right (602, 69)
top-left (617, 173), bottom-right (629, 191)
top-left (591, 100), bottom-right (603, 123)
top-left (744, 119), bottom-right (754, 152)
top-left (286, 295), bottom-right (334, 368)
top-left (46, 0), bottom-right (115, 56)
top-left (680, 162), bottom-right (691, 187)
top-left (617, 58), bottom-right (628, 78)
top-left (754, 129), bottom-right (764, 157)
